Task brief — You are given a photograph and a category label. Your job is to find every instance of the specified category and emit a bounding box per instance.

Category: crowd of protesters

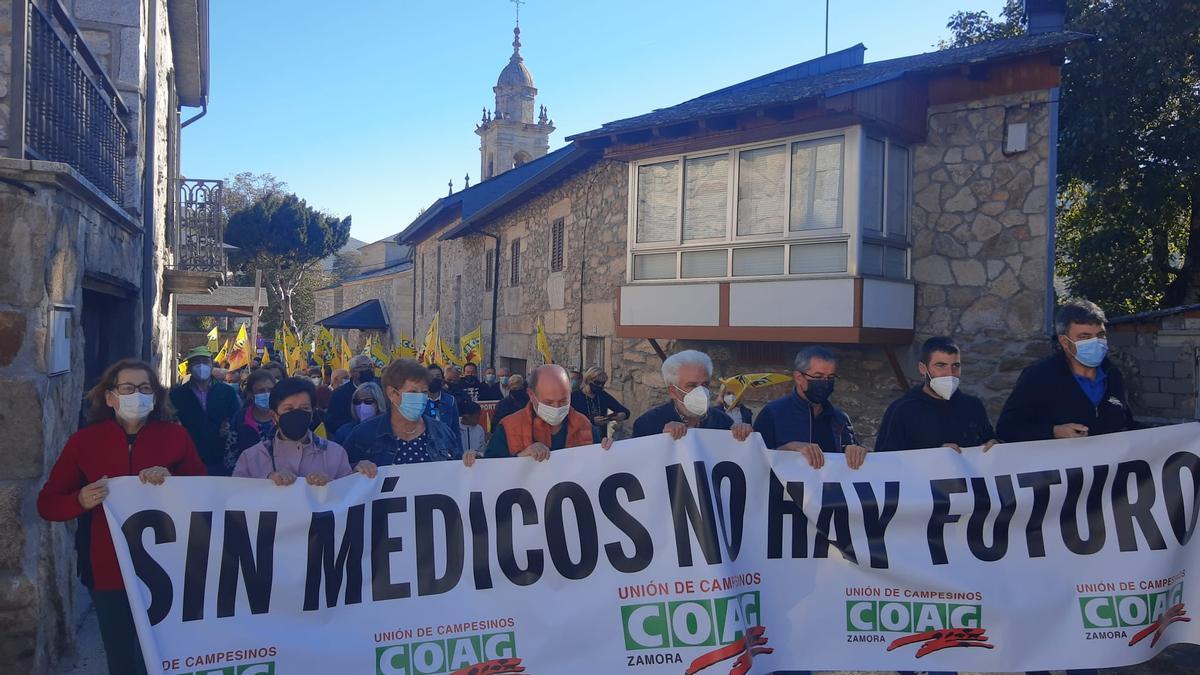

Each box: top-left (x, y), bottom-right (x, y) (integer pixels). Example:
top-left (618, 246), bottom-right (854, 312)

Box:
top-left (37, 298), bottom-right (1139, 674)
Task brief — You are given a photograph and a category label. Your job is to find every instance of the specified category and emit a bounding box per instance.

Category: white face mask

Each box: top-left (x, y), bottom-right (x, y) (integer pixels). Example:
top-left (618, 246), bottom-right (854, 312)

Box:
top-left (115, 393), bottom-right (155, 422)
top-left (676, 385), bottom-right (711, 417)
top-left (722, 393), bottom-right (735, 407)
top-left (536, 402), bottom-right (571, 426)
top-left (928, 376), bottom-right (960, 400)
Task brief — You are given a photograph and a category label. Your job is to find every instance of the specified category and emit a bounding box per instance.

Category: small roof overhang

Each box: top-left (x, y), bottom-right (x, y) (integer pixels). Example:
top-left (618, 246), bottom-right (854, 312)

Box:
top-left (318, 299), bottom-right (390, 331)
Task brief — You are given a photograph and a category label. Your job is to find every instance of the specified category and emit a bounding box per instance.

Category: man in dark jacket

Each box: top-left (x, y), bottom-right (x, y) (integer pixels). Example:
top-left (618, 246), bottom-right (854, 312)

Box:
top-left (324, 355), bottom-right (376, 436)
top-left (997, 299), bottom-right (1138, 442)
top-left (478, 366), bottom-right (503, 401)
top-left (875, 337), bottom-right (998, 453)
top-left (170, 346), bottom-right (240, 475)
top-left (632, 350), bottom-right (752, 442)
top-left (493, 374), bottom-right (530, 423)
top-left (753, 346), bottom-right (868, 470)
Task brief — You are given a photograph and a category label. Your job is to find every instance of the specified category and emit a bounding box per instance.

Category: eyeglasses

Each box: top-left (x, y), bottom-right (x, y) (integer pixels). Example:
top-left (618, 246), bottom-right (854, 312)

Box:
top-left (353, 398), bottom-right (377, 405)
top-left (112, 383), bottom-right (155, 395)
top-left (800, 372), bottom-right (837, 383)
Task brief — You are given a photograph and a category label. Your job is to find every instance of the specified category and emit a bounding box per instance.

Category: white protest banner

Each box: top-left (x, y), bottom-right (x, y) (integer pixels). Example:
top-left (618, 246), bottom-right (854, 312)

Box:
top-left (103, 424), bottom-right (1200, 674)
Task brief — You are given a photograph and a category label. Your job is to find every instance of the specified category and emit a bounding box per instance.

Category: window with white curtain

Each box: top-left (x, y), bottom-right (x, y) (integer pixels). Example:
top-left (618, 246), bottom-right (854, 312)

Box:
top-left (683, 155), bottom-right (728, 241)
top-left (636, 161), bottom-right (678, 244)
top-left (628, 128), bottom-right (909, 282)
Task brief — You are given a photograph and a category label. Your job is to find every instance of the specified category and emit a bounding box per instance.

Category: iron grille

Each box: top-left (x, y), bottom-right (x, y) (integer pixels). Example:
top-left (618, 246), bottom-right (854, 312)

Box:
top-left (551, 219), bottom-right (565, 272)
top-left (485, 250), bottom-right (495, 291)
top-left (172, 179), bottom-right (225, 273)
top-left (510, 239), bottom-right (521, 286)
top-left (24, 1), bottom-right (129, 203)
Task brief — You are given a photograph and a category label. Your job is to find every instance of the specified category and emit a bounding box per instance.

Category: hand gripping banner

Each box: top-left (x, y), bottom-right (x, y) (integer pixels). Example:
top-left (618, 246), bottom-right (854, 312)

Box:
top-left (103, 424), bottom-right (1200, 674)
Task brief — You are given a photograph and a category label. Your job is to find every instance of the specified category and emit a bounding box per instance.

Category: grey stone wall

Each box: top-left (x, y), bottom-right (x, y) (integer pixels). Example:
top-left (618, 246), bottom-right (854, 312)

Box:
top-left (0, 164), bottom-right (145, 673)
top-left (0, 0), bottom-right (182, 670)
top-left (1109, 317), bottom-right (1200, 423)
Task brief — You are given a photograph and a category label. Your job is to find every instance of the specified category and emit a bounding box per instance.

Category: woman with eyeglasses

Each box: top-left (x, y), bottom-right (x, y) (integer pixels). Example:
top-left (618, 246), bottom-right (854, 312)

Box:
top-left (38, 358), bottom-right (207, 675)
top-left (333, 381), bottom-right (386, 445)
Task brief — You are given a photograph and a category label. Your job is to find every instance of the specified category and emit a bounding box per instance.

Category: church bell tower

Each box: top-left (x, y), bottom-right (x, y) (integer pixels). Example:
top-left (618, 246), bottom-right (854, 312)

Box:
top-left (476, 19), bottom-right (554, 181)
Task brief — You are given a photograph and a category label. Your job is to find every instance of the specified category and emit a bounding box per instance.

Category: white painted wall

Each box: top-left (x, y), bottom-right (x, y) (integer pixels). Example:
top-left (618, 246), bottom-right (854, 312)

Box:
top-left (620, 284), bottom-right (720, 326)
top-left (729, 279), bottom-right (855, 327)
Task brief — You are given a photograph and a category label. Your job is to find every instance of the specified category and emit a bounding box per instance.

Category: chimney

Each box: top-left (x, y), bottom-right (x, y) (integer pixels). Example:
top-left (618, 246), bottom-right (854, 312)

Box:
top-left (1024, 0), bottom-right (1066, 35)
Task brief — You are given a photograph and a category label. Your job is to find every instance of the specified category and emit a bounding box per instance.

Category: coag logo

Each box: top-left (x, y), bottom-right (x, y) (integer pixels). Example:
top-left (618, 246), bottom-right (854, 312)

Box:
top-left (620, 592), bottom-right (760, 651)
top-left (182, 664), bottom-right (275, 675)
top-left (375, 631), bottom-right (517, 675)
top-left (845, 599), bottom-right (993, 657)
top-left (1078, 582), bottom-right (1190, 647)
top-left (846, 600), bottom-right (981, 634)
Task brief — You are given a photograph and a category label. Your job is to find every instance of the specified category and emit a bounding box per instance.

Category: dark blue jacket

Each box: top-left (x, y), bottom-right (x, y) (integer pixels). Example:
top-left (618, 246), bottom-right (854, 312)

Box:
top-left (753, 390), bottom-right (858, 452)
top-left (996, 352), bottom-right (1138, 442)
top-left (343, 413), bottom-right (460, 467)
top-left (632, 402), bottom-right (734, 438)
top-left (875, 386), bottom-right (994, 452)
top-left (426, 392), bottom-right (461, 448)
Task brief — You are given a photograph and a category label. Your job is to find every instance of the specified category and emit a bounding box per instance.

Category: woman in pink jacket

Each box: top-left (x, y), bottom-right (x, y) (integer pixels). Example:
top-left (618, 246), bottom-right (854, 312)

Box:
top-left (233, 377), bottom-right (377, 485)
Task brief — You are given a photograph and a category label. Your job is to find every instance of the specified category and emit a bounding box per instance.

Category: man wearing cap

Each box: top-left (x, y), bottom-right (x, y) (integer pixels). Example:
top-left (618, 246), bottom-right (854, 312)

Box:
top-left (170, 346), bottom-right (241, 475)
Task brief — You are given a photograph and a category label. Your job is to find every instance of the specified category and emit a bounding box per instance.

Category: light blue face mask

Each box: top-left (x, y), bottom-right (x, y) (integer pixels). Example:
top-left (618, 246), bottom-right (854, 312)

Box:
top-left (397, 392), bottom-right (428, 422)
top-left (253, 392), bottom-right (271, 410)
top-left (1071, 337), bottom-right (1108, 368)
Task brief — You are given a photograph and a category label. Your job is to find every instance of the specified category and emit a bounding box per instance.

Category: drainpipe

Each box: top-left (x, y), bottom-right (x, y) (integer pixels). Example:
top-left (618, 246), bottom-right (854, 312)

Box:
top-left (1043, 85), bottom-right (1060, 336)
top-left (181, 103), bottom-right (206, 128)
top-left (482, 232), bottom-right (501, 369)
top-left (141, 0), bottom-right (159, 362)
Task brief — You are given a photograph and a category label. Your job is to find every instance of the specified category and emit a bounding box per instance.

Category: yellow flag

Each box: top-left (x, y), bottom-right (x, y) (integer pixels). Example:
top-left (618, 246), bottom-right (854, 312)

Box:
top-left (535, 317), bottom-right (553, 365)
top-left (206, 326), bottom-right (219, 354)
top-left (177, 360), bottom-right (189, 382)
top-left (315, 326), bottom-right (336, 366)
top-left (259, 336), bottom-right (270, 366)
top-left (419, 314), bottom-right (439, 365)
top-left (288, 344), bottom-right (307, 376)
top-left (460, 326), bottom-right (483, 366)
top-left (339, 337), bottom-right (353, 371)
top-left (397, 335), bottom-right (417, 360)
top-left (719, 372), bottom-right (792, 405)
top-left (368, 341), bottom-right (392, 370)
top-left (282, 323), bottom-right (299, 356)
top-left (441, 339), bottom-right (466, 368)
top-left (214, 338), bottom-right (230, 368)
top-left (227, 324), bottom-right (251, 371)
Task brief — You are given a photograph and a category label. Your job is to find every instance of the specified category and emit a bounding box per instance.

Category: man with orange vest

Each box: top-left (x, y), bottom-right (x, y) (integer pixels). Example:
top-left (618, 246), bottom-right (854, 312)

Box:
top-left (485, 364), bottom-right (613, 460)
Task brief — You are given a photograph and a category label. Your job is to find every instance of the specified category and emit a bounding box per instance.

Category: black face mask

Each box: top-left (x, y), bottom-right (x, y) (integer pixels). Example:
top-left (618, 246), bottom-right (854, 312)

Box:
top-left (591, 382), bottom-right (606, 392)
top-left (804, 379), bottom-right (835, 406)
top-left (463, 375), bottom-right (479, 385)
top-left (277, 410), bottom-right (312, 441)
top-left (356, 370), bottom-right (375, 384)
top-left (428, 378), bottom-right (444, 393)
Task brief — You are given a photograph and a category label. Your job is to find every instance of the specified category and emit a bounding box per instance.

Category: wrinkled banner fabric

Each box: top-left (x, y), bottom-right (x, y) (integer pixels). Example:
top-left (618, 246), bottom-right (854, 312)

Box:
top-left (103, 425), bottom-right (1200, 674)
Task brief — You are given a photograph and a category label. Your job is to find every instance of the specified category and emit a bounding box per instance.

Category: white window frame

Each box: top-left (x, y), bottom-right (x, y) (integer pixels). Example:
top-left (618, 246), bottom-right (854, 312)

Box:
top-left (859, 134), bottom-right (911, 281)
top-left (625, 125), bottom-right (916, 284)
top-left (627, 126), bottom-right (868, 283)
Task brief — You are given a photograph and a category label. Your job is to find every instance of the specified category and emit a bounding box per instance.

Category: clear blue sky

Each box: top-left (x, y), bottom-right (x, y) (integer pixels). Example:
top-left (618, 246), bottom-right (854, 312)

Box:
top-left (183, 0), bottom-right (1006, 244)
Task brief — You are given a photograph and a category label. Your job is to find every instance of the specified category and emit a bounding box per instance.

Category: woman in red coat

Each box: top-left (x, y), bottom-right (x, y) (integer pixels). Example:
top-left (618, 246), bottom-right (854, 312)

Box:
top-left (38, 359), bottom-right (206, 675)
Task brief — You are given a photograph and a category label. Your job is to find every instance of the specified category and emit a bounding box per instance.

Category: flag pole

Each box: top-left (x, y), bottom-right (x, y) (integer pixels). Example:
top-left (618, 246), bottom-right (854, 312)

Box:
top-left (250, 268), bottom-right (263, 360)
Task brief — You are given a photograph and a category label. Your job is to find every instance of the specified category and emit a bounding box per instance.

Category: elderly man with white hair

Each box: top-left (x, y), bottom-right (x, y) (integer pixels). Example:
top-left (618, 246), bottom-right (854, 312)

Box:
top-left (632, 350), bottom-right (753, 442)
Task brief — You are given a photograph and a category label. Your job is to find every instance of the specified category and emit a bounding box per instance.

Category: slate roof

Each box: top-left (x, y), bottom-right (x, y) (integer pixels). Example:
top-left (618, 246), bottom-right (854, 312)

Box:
top-left (396, 145), bottom-right (591, 244)
top-left (568, 31), bottom-right (1089, 141)
top-left (175, 286), bottom-right (268, 309)
top-left (1109, 304), bottom-right (1200, 326)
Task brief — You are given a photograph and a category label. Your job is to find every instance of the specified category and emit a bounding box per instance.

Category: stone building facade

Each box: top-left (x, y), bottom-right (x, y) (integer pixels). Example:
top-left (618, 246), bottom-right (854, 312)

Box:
top-left (316, 238), bottom-right (413, 348)
top-left (1108, 307), bottom-right (1200, 424)
top-left (0, 0), bottom-right (214, 670)
top-left (396, 29), bottom-right (1080, 447)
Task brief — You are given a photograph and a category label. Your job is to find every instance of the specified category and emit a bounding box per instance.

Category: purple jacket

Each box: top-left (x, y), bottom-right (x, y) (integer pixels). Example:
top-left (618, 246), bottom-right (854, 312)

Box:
top-left (232, 432), bottom-right (353, 481)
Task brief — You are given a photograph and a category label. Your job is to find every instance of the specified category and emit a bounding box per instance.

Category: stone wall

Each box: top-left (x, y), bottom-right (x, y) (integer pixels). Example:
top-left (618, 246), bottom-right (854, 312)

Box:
top-left (1109, 315), bottom-right (1200, 423)
top-left (0, 0), bottom-right (182, 670)
top-left (0, 162), bottom-right (145, 673)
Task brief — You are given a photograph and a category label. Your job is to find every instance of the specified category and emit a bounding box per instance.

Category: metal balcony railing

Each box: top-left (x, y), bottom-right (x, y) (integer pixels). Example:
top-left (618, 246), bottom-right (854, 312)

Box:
top-left (22, 0), bottom-right (130, 203)
top-left (171, 179), bottom-right (226, 274)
